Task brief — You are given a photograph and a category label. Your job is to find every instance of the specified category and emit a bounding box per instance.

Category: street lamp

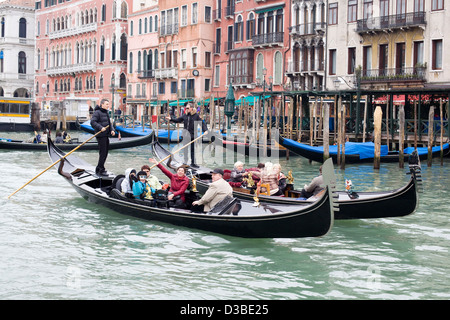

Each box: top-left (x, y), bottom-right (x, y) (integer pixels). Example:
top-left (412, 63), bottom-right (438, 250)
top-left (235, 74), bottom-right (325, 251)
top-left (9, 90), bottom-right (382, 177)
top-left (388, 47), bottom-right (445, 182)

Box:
top-left (224, 81), bottom-right (235, 133)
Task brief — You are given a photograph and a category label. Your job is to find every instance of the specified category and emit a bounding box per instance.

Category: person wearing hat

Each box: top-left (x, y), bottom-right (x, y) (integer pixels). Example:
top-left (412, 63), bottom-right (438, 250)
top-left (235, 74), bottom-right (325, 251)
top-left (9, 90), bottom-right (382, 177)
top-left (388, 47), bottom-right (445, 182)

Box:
top-left (192, 168), bottom-right (233, 212)
top-left (132, 170), bottom-right (153, 200)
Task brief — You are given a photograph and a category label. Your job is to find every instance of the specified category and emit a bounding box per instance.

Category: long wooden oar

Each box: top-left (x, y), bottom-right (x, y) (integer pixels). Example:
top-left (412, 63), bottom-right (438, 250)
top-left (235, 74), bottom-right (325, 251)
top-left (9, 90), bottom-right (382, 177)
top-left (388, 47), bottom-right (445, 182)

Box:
top-left (7, 125), bottom-right (110, 199)
top-left (150, 131), bottom-right (208, 170)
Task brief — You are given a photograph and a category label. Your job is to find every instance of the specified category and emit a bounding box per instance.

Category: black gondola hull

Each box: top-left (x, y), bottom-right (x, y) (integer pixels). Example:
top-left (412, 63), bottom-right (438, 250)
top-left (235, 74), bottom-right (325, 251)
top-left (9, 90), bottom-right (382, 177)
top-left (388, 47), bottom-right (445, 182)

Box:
top-left (47, 138), bottom-right (334, 238)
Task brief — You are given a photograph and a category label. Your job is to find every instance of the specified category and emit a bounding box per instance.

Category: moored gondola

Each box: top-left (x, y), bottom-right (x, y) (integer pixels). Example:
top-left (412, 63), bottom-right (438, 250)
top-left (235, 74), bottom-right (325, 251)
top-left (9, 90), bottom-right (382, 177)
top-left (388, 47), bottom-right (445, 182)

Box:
top-left (151, 138), bottom-right (420, 220)
top-left (47, 137), bottom-right (334, 238)
top-left (278, 135), bottom-right (450, 164)
top-left (0, 132), bottom-right (154, 151)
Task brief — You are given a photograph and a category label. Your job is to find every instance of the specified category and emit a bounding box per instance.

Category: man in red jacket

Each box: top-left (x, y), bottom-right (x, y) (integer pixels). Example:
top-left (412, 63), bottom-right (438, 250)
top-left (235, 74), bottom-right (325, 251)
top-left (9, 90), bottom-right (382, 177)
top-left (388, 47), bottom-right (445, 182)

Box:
top-left (149, 158), bottom-right (189, 208)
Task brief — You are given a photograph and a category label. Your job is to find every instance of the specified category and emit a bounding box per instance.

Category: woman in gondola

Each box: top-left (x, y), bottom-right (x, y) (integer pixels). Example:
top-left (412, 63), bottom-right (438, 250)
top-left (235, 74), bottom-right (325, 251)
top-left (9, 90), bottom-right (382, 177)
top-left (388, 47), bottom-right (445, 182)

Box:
top-left (149, 158), bottom-right (189, 209)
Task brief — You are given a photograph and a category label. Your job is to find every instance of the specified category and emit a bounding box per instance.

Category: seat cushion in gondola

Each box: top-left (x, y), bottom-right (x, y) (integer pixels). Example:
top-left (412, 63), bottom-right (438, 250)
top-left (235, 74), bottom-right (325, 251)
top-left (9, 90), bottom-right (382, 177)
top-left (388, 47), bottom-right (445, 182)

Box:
top-left (111, 174), bottom-right (125, 190)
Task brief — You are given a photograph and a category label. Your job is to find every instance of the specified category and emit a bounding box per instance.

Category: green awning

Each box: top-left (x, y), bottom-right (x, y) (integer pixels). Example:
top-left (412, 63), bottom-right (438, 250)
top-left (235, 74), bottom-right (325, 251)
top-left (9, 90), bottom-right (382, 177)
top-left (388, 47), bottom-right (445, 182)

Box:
top-left (169, 99), bottom-right (192, 106)
top-left (255, 5), bottom-right (284, 14)
top-left (235, 95), bottom-right (270, 106)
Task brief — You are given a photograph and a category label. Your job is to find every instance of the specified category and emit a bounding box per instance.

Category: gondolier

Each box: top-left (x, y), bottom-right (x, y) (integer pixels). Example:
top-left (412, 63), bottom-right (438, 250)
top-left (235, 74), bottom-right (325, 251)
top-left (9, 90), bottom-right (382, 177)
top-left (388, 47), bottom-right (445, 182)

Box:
top-left (166, 102), bottom-right (208, 168)
top-left (90, 99), bottom-right (116, 176)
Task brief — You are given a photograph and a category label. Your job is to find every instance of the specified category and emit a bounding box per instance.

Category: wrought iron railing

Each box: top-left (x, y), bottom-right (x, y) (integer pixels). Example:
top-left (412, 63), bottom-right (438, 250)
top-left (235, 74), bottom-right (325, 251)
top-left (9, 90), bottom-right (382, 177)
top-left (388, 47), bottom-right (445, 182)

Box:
top-left (356, 12), bottom-right (426, 33)
top-left (358, 67), bottom-right (426, 83)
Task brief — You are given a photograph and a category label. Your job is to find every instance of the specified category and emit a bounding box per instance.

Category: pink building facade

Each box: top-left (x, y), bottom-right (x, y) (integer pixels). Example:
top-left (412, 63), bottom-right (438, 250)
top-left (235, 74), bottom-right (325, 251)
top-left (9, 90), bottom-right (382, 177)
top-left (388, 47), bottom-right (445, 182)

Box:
top-left (34, 0), bottom-right (131, 122)
top-left (212, 0), bottom-right (290, 102)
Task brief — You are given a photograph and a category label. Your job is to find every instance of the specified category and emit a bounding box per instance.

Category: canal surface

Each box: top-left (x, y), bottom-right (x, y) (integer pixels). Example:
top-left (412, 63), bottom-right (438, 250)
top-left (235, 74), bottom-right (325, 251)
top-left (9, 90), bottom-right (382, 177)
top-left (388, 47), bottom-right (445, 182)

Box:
top-left (1, 131), bottom-right (449, 299)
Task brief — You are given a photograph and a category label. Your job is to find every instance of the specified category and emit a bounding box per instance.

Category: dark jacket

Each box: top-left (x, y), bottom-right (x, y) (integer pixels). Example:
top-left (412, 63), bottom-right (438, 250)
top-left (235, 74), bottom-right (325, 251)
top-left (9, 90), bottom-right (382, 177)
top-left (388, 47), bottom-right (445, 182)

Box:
top-left (90, 106), bottom-right (112, 138)
top-left (170, 111), bottom-right (207, 136)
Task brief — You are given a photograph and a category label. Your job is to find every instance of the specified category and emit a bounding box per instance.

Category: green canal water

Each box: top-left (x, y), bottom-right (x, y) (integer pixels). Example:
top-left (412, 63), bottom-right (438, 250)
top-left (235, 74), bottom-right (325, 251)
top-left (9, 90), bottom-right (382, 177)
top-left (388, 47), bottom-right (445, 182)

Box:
top-left (0, 131), bottom-right (449, 300)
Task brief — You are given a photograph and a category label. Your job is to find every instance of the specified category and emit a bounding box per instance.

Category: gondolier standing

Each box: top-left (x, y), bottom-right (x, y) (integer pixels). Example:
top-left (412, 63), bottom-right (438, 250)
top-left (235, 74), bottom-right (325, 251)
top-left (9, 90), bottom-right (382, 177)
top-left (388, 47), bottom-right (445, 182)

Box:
top-left (166, 102), bottom-right (208, 168)
top-left (91, 99), bottom-right (116, 176)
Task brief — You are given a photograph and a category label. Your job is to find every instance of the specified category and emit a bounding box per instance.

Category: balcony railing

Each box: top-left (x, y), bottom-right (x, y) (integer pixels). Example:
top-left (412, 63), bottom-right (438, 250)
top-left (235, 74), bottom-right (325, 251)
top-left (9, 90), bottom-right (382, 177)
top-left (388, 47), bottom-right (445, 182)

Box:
top-left (252, 32), bottom-right (284, 46)
top-left (229, 75), bottom-right (253, 86)
top-left (155, 67), bottom-right (178, 79)
top-left (159, 23), bottom-right (179, 36)
top-left (214, 43), bottom-right (221, 54)
top-left (138, 70), bottom-right (155, 79)
top-left (46, 62), bottom-right (96, 76)
top-left (356, 12), bottom-right (426, 33)
top-left (213, 9), bottom-right (222, 20)
top-left (289, 22), bottom-right (326, 36)
top-left (224, 6), bottom-right (235, 18)
top-left (358, 67), bottom-right (426, 83)
top-left (48, 23), bottom-right (97, 39)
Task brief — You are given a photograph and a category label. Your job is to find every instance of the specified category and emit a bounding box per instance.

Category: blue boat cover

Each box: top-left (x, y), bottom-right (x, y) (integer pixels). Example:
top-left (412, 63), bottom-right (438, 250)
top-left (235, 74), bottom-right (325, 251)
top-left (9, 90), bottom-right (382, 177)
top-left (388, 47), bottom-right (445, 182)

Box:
top-left (283, 139), bottom-right (389, 159)
top-left (403, 143), bottom-right (449, 156)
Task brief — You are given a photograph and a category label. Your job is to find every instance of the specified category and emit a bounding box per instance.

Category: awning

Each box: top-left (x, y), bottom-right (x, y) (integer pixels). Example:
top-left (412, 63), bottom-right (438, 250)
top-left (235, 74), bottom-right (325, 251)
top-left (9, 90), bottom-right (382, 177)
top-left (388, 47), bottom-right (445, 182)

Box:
top-left (235, 95), bottom-right (271, 106)
top-left (255, 5), bottom-right (284, 14)
top-left (169, 99), bottom-right (192, 106)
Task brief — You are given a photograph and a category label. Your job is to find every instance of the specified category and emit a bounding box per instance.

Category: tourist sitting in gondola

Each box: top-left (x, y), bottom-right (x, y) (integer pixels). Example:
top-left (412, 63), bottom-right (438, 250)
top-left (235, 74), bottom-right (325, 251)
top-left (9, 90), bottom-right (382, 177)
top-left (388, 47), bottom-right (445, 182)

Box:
top-left (192, 168), bottom-right (233, 213)
top-left (55, 131), bottom-right (64, 144)
top-left (297, 165), bottom-right (324, 199)
top-left (229, 161), bottom-right (249, 187)
top-left (249, 162), bottom-right (284, 196)
top-left (121, 168), bottom-right (137, 198)
top-left (141, 164), bottom-right (162, 192)
top-left (132, 171), bottom-right (154, 200)
top-left (149, 158), bottom-right (189, 209)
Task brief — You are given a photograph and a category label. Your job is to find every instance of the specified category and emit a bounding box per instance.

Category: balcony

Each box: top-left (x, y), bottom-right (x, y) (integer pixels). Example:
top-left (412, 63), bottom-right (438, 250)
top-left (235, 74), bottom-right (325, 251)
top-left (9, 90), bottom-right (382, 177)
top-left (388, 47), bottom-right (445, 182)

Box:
top-left (155, 67), bottom-right (178, 79)
top-left (138, 70), bottom-right (155, 79)
top-left (224, 6), bottom-right (235, 18)
top-left (356, 12), bottom-right (426, 34)
top-left (229, 75), bottom-right (254, 88)
top-left (252, 32), bottom-right (284, 47)
top-left (213, 9), bottom-right (222, 21)
top-left (289, 22), bottom-right (326, 36)
top-left (358, 67), bottom-right (426, 83)
top-left (214, 43), bottom-right (221, 55)
top-left (46, 62), bottom-right (96, 77)
top-left (159, 23), bottom-right (179, 37)
top-left (48, 23), bottom-right (97, 40)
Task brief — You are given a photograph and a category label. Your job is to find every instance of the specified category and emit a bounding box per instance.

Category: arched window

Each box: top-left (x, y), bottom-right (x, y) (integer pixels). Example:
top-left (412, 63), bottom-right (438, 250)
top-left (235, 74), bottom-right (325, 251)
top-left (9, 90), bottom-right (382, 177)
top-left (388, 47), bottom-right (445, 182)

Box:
top-left (119, 73), bottom-right (126, 88)
top-left (256, 53), bottom-right (264, 81)
top-left (274, 51), bottom-right (282, 84)
top-left (1, 18), bottom-right (5, 37)
top-left (120, 33), bottom-right (127, 60)
top-left (18, 51), bottom-right (26, 74)
top-left (129, 52), bottom-right (133, 73)
top-left (149, 16), bottom-right (153, 32)
top-left (111, 35), bottom-right (116, 60)
top-left (121, 2), bottom-right (128, 19)
top-left (235, 15), bottom-right (243, 42)
top-left (19, 18), bottom-right (27, 38)
top-left (100, 37), bottom-right (105, 62)
top-left (137, 51), bottom-right (141, 71)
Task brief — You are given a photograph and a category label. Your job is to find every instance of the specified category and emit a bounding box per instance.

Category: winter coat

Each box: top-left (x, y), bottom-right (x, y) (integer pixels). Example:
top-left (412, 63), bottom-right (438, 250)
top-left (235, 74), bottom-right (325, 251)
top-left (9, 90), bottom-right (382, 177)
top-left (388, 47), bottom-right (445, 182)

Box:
top-left (90, 106), bottom-right (112, 138)
top-left (157, 163), bottom-right (189, 202)
top-left (195, 178), bottom-right (233, 212)
top-left (121, 168), bottom-right (136, 194)
top-left (170, 111), bottom-right (207, 136)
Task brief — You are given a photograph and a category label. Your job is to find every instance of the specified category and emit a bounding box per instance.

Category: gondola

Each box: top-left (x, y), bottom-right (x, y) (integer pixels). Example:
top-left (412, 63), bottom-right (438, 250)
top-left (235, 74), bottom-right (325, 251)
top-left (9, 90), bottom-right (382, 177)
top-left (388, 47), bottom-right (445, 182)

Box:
top-left (151, 138), bottom-right (420, 220)
top-left (278, 135), bottom-right (450, 164)
top-left (47, 137), bottom-right (334, 238)
top-left (0, 133), bottom-right (154, 151)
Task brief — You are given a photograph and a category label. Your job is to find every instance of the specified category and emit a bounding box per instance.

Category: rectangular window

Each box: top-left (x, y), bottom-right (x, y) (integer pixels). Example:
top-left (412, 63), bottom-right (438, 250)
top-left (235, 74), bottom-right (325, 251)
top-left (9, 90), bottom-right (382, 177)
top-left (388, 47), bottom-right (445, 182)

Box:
top-left (205, 52), bottom-right (211, 68)
top-left (413, 41), bottom-right (424, 66)
top-left (171, 81), bottom-right (177, 94)
top-left (181, 49), bottom-right (187, 69)
top-left (214, 65), bottom-right (220, 86)
top-left (414, 0), bottom-right (424, 12)
top-left (432, 39), bottom-right (443, 70)
top-left (432, 0), bottom-right (444, 11)
top-left (348, 0), bottom-right (357, 23)
top-left (181, 5), bottom-right (187, 26)
top-left (348, 47), bottom-right (356, 74)
top-left (363, 46), bottom-right (372, 76)
top-left (204, 79), bottom-right (210, 92)
top-left (192, 3), bottom-right (198, 24)
top-left (363, 0), bottom-right (373, 19)
top-left (328, 3), bottom-right (338, 25)
top-left (395, 42), bottom-right (405, 74)
top-left (329, 49), bottom-right (336, 75)
top-left (205, 6), bottom-right (211, 23)
top-left (379, 44), bottom-right (388, 75)
top-left (158, 82), bottom-right (165, 94)
top-left (192, 47), bottom-right (197, 67)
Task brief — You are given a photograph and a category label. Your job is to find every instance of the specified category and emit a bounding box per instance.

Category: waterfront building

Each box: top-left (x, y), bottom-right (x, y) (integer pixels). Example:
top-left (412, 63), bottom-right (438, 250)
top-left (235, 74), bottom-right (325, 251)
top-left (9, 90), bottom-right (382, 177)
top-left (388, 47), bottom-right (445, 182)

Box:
top-left (212, 0), bottom-right (289, 102)
top-left (0, 0), bottom-right (35, 98)
top-left (34, 0), bottom-right (131, 124)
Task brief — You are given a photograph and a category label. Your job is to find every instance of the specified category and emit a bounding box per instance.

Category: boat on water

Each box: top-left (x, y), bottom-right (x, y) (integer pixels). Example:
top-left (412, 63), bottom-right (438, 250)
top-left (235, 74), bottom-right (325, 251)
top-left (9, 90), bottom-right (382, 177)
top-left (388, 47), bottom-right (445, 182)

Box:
top-left (278, 135), bottom-right (450, 164)
top-left (151, 138), bottom-right (420, 220)
top-left (214, 134), bottom-right (289, 158)
top-left (0, 133), bottom-right (154, 151)
top-left (47, 137), bottom-right (334, 238)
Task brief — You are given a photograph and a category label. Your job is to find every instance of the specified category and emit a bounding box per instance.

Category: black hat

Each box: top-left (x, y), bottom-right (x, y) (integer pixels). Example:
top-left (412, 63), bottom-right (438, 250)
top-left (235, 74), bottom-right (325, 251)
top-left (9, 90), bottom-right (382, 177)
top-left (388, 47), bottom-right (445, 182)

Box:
top-left (137, 170), bottom-right (147, 178)
top-left (211, 168), bottom-right (224, 175)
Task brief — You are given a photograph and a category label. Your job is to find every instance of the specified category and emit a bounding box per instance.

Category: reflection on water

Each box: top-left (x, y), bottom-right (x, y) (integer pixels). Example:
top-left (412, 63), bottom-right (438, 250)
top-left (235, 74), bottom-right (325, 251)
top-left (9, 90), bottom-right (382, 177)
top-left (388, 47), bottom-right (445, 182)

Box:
top-left (1, 131), bottom-right (450, 299)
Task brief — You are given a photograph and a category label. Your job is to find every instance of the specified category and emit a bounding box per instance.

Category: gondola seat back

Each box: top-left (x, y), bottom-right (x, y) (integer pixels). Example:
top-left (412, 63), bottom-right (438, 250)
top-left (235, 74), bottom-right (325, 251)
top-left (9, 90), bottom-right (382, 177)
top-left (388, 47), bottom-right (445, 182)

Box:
top-left (111, 174), bottom-right (125, 190)
top-left (208, 196), bottom-right (238, 215)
